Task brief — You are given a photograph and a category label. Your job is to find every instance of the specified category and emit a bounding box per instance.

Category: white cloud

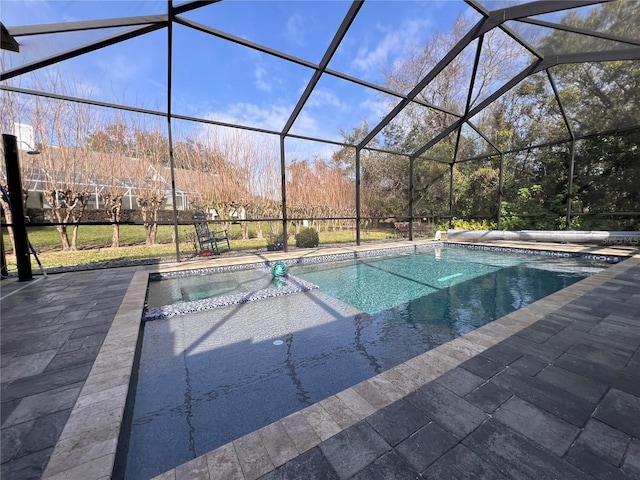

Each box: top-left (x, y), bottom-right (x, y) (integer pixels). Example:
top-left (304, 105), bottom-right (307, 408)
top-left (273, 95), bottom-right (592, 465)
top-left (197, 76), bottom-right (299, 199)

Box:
top-left (202, 101), bottom-right (342, 144)
top-left (96, 54), bottom-right (143, 82)
top-left (199, 104), bottom-right (339, 161)
top-left (307, 87), bottom-right (349, 110)
top-left (353, 18), bottom-right (433, 75)
top-left (207, 103), bottom-right (290, 132)
top-left (360, 96), bottom-right (394, 123)
top-left (285, 13), bottom-right (306, 46)
top-left (254, 65), bottom-right (272, 92)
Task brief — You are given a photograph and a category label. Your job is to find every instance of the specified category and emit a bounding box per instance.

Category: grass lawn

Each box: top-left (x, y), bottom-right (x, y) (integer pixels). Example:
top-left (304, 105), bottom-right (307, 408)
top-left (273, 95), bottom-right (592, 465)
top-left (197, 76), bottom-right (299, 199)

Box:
top-left (2, 224), bottom-right (394, 271)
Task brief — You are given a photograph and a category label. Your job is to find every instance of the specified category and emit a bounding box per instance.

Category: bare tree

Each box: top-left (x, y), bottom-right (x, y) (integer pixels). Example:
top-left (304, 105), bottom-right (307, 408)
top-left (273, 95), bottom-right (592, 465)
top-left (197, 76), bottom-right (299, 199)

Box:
top-left (0, 89), bottom-right (40, 253)
top-left (30, 87), bottom-right (96, 250)
top-left (87, 114), bottom-right (133, 248)
top-left (129, 121), bottom-right (169, 245)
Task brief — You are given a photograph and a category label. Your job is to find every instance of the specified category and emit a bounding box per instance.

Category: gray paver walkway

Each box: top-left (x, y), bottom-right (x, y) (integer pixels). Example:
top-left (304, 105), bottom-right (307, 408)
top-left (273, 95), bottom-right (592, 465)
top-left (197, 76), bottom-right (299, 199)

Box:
top-left (1, 268), bottom-right (137, 480)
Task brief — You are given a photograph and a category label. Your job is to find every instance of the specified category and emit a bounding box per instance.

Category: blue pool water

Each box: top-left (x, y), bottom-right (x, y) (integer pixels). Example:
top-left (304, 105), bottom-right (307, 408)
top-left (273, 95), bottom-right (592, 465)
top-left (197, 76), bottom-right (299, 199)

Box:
top-left (292, 248), bottom-right (601, 316)
top-left (125, 248), bottom-right (606, 479)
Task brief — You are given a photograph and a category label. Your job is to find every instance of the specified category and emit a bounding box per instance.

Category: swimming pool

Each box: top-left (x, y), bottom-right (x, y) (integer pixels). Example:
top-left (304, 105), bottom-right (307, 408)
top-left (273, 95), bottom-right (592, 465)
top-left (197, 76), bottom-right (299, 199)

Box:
top-left (124, 247), bottom-right (610, 479)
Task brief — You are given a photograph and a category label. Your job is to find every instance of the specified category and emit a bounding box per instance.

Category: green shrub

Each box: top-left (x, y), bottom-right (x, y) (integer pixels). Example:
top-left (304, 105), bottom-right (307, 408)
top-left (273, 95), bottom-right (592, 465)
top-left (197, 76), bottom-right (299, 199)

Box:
top-left (295, 227), bottom-right (319, 248)
top-left (437, 218), bottom-right (496, 231)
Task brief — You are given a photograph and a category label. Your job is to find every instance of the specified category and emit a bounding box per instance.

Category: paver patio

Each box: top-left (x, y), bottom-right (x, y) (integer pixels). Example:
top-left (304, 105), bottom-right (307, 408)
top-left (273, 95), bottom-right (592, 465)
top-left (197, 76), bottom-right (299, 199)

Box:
top-left (1, 240), bottom-right (639, 480)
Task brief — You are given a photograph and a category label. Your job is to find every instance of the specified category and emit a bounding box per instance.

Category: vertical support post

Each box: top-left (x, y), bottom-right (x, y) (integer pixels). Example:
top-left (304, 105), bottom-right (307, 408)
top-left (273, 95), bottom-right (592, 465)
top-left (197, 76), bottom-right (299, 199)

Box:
top-left (3, 134), bottom-right (32, 281)
top-left (167, 0), bottom-right (181, 262)
top-left (408, 155), bottom-right (414, 241)
top-left (355, 147), bottom-right (361, 245)
top-left (279, 135), bottom-right (288, 252)
top-left (497, 153), bottom-right (504, 230)
top-left (448, 162), bottom-right (454, 230)
top-left (566, 140), bottom-right (575, 230)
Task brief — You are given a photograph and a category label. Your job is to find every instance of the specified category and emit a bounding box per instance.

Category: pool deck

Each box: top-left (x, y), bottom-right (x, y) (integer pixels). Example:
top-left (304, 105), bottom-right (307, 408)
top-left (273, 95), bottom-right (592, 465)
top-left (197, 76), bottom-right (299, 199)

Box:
top-left (1, 239), bottom-right (639, 480)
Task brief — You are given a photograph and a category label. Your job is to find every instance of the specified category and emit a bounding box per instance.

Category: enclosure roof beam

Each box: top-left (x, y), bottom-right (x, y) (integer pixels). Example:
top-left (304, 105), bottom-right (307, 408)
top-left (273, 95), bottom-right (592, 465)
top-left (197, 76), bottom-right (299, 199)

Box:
top-left (174, 9), bottom-right (460, 120)
top-left (357, 16), bottom-right (494, 150)
top-left (0, 23), bottom-right (165, 81)
top-left (547, 69), bottom-right (575, 141)
top-left (0, 83), bottom-right (416, 155)
top-left (6, 15), bottom-right (168, 37)
top-left (518, 17), bottom-right (640, 47)
top-left (1, 22), bottom-right (20, 52)
top-left (465, 0), bottom-right (545, 59)
top-left (282, 1), bottom-right (363, 136)
top-left (539, 48), bottom-right (640, 67)
top-left (425, 46), bottom-right (640, 162)
top-left (325, 68), bottom-right (462, 118)
top-left (0, 85), bottom-right (167, 117)
top-left (454, 125), bottom-right (640, 163)
top-left (453, 32), bottom-right (485, 164)
top-left (466, 120), bottom-right (502, 154)
top-left (361, 0), bottom-right (615, 154)
top-left (356, 0), bottom-right (582, 150)
top-left (173, 16), bottom-right (317, 70)
top-left (495, 1), bottom-right (608, 22)
top-left (412, 58), bottom-right (543, 160)
top-left (172, 0), bottom-right (220, 16)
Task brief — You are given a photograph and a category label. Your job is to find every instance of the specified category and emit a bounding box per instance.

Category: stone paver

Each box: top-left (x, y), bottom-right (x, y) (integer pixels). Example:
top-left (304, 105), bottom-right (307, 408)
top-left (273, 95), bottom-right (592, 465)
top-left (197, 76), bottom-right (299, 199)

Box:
top-left (319, 422), bottom-right (390, 479)
top-left (434, 366), bottom-right (485, 396)
top-left (234, 431), bottom-right (275, 480)
top-left (365, 399), bottom-right (429, 447)
top-left (205, 443), bottom-right (243, 480)
top-left (464, 419), bottom-right (588, 480)
top-left (593, 389), bottom-right (640, 439)
top-left (423, 444), bottom-right (508, 480)
top-left (622, 439), bottom-right (640, 478)
top-left (2, 242), bottom-right (638, 480)
top-left (396, 421), bottom-right (458, 473)
top-left (407, 382), bottom-right (488, 439)
top-left (279, 411), bottom-right (322, 455)
top-left (575, 419), bottom-right (631, 467)
top-left (464, 381), bottom-right (512, 413)
top-left (492, 396), bottom-right (580, 456)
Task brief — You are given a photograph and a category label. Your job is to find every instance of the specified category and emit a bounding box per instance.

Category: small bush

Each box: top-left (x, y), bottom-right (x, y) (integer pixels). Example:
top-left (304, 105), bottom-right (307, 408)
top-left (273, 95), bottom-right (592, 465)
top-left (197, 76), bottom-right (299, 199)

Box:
top-left (437, 218), bottom-right (496, 231)
top-left (295, 227), bottom-right (319, 248)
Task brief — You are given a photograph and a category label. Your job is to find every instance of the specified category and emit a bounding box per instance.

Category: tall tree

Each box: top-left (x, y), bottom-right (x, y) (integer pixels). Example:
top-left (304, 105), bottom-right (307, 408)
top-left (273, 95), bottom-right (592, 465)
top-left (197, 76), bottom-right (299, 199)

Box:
top-left (130, 123), bottom-right (170, 245)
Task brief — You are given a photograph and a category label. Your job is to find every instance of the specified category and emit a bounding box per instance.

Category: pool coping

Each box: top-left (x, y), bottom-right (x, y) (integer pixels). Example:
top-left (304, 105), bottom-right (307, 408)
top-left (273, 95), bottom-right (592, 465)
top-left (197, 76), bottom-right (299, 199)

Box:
top-left (39, 240), bottom-right (639, 480)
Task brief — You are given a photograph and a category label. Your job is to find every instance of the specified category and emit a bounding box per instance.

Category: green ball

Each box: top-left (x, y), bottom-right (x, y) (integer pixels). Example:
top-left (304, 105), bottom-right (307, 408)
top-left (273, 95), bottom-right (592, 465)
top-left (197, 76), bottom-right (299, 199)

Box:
top-left (271, 261), bottom-right (287, 277)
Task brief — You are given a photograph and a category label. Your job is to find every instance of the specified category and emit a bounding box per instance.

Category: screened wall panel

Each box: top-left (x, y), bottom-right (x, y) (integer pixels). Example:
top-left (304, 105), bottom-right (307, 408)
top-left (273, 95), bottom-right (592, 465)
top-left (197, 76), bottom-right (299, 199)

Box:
top-left (570, 131), bottom-right (640, 231)
top-left (499, 145), bottom-right (570, 230)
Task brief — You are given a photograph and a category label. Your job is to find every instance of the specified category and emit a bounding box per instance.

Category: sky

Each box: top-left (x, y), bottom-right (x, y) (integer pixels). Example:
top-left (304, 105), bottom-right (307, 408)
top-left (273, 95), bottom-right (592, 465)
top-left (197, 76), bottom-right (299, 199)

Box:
top-left (1, 0), bottom-right (479, 154)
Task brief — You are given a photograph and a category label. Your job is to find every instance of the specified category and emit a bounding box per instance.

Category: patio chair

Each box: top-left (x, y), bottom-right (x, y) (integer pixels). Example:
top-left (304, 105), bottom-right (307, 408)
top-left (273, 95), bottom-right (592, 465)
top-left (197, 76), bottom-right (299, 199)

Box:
top-left (193, 216), bottom-right (230, 255)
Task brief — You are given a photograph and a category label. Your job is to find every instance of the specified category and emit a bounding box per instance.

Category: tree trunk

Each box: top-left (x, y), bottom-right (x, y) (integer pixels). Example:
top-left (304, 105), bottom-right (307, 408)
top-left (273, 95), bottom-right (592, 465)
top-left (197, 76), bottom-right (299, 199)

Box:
top-left (1, 186), bottom-right (30, 253)
top-left (148, 208), bottom-right (158, 245)
top-left (148, 223), bottom-right (158, 245)
top-left (241, 221), bottom-right (249, 240)
top-left (255, 221), bottom-right (264, 239)
top-left (1, 204), bottom-right (17, 253)
top-left (71, 225), bottom-right (80, 250)
top-left (103, 196), bottom-right (122, 248)
top-left (112, 224), bottom-right (120, 248)
top-left (58, 224), bottom-right (71, 250)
